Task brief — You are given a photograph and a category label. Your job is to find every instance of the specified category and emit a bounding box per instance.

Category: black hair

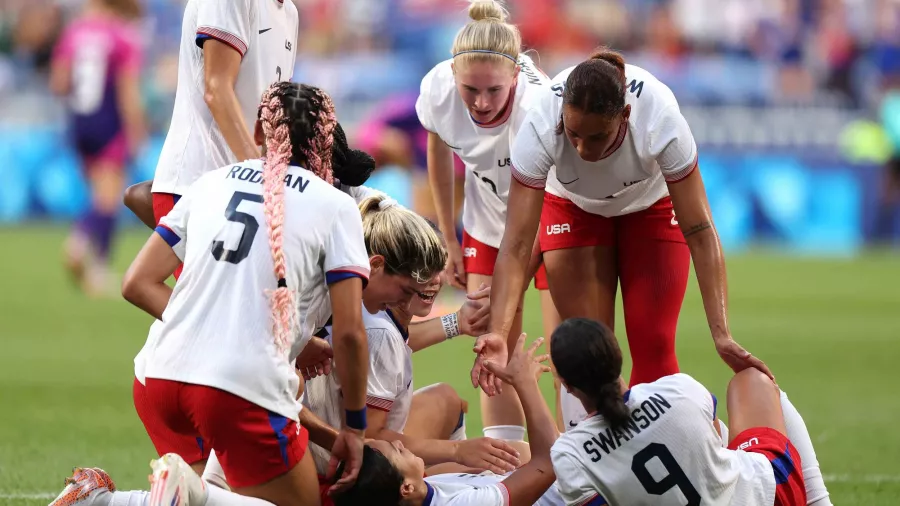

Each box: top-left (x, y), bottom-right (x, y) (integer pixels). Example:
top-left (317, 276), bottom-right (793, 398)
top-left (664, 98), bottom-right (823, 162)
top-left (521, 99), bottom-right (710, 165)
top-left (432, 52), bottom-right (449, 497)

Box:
top-left (332, 122), bottom-right (377, 187)
top-left (550, 318), bottom-right (630, 429)
top-left (555, 47), bottom-right (627, 136)
top-left (332, 446), bottom-right (404, 506)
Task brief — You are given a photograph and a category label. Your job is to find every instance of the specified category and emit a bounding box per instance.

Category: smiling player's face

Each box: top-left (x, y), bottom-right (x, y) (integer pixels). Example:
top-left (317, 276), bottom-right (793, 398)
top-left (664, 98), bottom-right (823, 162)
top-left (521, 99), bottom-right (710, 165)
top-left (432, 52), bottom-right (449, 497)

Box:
top-left (562, 104), bottom-right (631, 162)
top-left (454, 60), bottom-right (519, 124)
top-left (409, 274), bottom-right (442, 318)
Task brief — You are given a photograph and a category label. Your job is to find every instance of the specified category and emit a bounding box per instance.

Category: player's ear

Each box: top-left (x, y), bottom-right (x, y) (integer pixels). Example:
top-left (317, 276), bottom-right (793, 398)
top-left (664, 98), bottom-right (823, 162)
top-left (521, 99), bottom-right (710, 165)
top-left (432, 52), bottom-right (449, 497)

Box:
top-left (399, 479), bottom-right (417, 500)
top-left (368, 255), bottom-right (385, 274)
top-left (253, 119), bottom-right (264, 147)
top-left (622, 104), bottom-right (632, 122)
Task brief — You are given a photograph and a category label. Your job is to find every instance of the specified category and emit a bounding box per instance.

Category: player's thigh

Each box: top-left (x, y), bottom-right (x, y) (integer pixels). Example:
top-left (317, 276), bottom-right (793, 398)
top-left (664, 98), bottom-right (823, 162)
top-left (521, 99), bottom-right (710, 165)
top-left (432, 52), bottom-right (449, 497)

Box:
top-left (539, 288), bottom-right (561, 340)
top-left (404, 383), bottom-right (466, 440)
top-left (138, 379), bottom-right (211, 465)
top-left (726, 368), bottom-right (787, 439)
top-left (234, 448), bottom-right (320, 506)
top-left (88, 164), bottom-right (125, 212)
top-left (543, 245), bottom-right (617, 327)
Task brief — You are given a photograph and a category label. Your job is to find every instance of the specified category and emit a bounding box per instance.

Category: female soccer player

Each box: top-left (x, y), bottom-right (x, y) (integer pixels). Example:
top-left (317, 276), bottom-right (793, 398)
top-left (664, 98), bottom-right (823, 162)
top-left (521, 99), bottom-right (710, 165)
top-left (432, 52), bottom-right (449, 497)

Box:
top-left (550, 318), bottom-right (832, 506)
top-left (123, 0), bottom-right (299, 238)
top-left (473, 48), bottom-right (772, 421)
top-left (50, 0), bottom-right (145, 296)
top-left (124, 82), bottom-right (367, 506)
top-left (331, 334), bottom-right (563, 506)
top-left (416, 0), bottom-right (560, 440)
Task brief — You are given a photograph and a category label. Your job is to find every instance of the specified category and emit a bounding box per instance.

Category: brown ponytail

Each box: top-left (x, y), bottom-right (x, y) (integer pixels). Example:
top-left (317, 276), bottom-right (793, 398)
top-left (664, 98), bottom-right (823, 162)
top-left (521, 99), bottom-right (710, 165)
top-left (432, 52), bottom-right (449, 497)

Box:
top-left (562, 47), bottom-right (628, 118)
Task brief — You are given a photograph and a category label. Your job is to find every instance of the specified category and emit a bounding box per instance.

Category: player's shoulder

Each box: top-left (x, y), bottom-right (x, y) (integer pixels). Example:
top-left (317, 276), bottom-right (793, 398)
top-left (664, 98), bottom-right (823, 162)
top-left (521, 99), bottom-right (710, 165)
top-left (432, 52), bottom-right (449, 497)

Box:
top-left (623, 63), bottom-right (679, 113)
top-left (419, 59), bottom-right (456, 102)
top-left (364, 309), bottom-right (408, 343)
top-left (632, 373), bottom-right (706, 401)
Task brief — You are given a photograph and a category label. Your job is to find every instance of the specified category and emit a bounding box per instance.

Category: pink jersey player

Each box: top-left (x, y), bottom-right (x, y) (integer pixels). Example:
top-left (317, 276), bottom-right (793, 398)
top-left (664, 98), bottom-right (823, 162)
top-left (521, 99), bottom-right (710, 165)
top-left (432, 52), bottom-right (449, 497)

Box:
top-left (51, 0), bottom-right (145, 297)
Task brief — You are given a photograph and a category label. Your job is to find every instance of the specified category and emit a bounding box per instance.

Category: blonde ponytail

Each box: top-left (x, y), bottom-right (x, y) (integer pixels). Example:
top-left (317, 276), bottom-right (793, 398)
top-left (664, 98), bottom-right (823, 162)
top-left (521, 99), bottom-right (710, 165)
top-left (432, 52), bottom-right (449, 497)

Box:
top-left (451, 0), bottom-right (521, 69)
top-left (359, 195), bottom-right (447, 284)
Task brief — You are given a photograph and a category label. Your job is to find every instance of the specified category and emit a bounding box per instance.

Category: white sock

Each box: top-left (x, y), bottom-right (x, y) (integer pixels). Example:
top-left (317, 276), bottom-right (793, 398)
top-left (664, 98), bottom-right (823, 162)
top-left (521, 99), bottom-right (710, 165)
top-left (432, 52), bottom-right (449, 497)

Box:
top-left (205, 485), bottom-right (276, 505)
top-left (716, 418), bottom-right (730, 447)
top-left (482, 425), bottom-right (525, 441)
top-left (560, 388), bottom-right (588, 431)
top-left (449, 411), bottom-right (467, 441)
top-left (202, 452), bottom-right (231, 491)
top-left (780, 390), bottom-right (832, 506)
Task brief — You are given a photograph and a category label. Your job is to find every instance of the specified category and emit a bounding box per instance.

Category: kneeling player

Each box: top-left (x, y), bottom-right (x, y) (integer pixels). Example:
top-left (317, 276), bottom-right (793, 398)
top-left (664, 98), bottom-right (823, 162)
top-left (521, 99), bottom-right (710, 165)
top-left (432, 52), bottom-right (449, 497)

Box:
top-left (547, 318), bottom-right (832, 506)
top-left (332, 334), bottom-right (562, 506)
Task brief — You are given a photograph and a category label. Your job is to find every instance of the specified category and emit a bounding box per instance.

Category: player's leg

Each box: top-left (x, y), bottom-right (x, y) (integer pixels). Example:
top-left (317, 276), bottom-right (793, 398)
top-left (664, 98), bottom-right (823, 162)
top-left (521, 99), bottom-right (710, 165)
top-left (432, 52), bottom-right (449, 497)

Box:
top-left (727, 369), bottom-right (808, 506)
top-left (79, 156), bottom-right (125, 296)
top-left (540, 194), bottom-right (616, 430)
top-left (124, 180), bottom-right (157, 229)
top-left (403, 383), bottom-right (468, 440)
top-left (616, 197), bottom-right (689, 386)
top-left (186, 384), bottom-right (318, 506)
top-left (462, 231), bottom-right (527, 438)
top-left (778, 390), bottom-right (833, 505)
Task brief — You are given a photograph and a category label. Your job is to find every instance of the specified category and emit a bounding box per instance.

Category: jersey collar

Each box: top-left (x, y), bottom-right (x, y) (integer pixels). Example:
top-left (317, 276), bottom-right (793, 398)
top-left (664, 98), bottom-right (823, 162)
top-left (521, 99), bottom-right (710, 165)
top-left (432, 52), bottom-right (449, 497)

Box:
top-left (586, 390), bottom-right (632, 419)
top-left (423, 482), bottom-right (436, 506)
top-left (598, 121), bottom-right (628, 160)
top-left (385, 309), bottom-right (410, 341)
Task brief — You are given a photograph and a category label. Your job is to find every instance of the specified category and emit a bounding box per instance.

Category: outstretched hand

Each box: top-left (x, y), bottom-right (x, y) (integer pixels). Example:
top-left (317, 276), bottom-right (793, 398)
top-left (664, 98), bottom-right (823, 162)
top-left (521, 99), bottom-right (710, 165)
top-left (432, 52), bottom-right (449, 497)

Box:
top-left (459, 283), bottom-right (491, 336)
top-left (484, 334), bottom-right (551, 387)
top-left (471, 332), bottom-right (508, 396)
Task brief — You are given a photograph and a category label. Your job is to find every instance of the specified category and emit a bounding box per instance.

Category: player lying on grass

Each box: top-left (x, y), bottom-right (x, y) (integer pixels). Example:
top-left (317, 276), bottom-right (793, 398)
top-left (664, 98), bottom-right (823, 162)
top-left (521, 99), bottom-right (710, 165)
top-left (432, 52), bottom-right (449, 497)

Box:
top-left (548, 318), bottom-right (833, 506)
top-left (331, 334), bottom-right (563, 506)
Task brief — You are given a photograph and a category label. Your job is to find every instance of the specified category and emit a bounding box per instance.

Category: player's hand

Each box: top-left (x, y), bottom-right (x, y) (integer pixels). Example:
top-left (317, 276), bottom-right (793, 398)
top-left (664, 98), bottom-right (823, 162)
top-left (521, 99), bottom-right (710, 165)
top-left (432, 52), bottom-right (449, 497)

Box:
top-left (484, 334), bottom-right (550, 387)
top-left (295, 336), bottom-right (334, 381)
top-left (715, 337), bottom-right (775, 381)
top-left (453, 437), bottom-right (520, 474)
top-left (443, 239), bottom-right (467, 290)
top-left (327, 427), bottom-right (365, 495)
top-left (459, 284), bottom-right (491, 336)
top-left (471, 332), bottom-right (508, 396)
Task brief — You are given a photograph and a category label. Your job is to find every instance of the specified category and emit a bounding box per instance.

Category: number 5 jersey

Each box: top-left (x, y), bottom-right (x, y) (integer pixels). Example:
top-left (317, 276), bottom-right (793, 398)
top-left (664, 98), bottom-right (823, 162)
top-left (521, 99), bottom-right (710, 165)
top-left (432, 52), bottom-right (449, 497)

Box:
top-left (551, 373), bottom-right (780, 506)
top-left (144, 160), bottom-right (370, 422)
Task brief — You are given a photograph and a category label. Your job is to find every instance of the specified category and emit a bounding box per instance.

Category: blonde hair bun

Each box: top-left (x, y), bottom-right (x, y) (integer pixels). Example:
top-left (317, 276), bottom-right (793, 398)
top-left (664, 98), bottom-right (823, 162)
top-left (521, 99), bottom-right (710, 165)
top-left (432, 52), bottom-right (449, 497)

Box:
top-left (468, 0), bottom-right (508, 23)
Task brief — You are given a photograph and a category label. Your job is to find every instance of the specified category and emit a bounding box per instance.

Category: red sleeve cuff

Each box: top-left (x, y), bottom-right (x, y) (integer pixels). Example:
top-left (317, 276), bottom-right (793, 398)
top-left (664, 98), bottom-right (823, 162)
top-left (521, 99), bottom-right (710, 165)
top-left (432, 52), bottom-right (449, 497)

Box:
top-left (664, 158), bottom-right (698, 183)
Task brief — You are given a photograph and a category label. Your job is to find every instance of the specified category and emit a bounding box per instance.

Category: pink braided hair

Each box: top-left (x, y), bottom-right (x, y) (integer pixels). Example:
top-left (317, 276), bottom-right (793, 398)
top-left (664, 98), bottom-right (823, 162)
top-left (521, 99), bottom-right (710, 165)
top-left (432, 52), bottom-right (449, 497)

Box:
top-left (301, 88), bottom-right (337, 185)
top-left (259, 86), bottom-right (295, 356)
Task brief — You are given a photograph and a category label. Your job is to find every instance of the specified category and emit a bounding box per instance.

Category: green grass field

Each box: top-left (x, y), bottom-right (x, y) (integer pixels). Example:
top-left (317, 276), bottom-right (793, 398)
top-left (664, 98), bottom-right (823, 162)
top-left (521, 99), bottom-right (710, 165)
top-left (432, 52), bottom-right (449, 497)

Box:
top-left (1, 225), bottom-right (898, 505)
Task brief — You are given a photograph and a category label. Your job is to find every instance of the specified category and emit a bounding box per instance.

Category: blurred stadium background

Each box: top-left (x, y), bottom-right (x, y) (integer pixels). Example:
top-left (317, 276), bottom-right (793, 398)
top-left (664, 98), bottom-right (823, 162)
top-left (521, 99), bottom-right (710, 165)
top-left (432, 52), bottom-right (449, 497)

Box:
top-left (1, 0), bottom-right (899, 504)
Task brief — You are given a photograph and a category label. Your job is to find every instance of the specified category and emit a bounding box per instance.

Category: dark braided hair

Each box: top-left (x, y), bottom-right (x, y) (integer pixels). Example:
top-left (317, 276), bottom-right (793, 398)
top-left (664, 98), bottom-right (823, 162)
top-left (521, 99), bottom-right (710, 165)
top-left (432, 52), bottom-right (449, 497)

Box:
top-left (551, 318), bottom-right (631, 430)
top-left (332, 122), bottom-right (377, 187)
top-left (257, 81), bottom-right (336, 354)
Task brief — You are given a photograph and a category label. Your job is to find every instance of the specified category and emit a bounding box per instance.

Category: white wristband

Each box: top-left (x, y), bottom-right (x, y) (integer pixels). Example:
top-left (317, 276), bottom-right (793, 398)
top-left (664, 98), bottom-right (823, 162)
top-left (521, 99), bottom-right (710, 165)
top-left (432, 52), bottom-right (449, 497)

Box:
top-left (441, 312), bottom-right (460, 339)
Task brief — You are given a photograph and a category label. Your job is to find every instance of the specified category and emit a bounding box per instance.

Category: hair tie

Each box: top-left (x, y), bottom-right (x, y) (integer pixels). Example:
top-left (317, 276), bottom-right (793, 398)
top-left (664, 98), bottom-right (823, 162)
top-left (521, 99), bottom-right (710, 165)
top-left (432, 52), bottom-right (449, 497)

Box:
top-left (453, 49), bottom-right (517, 64)
top-left (277, 278), bottom-right (287, 288)
top-left (378, 198), bottom-right (399, 210)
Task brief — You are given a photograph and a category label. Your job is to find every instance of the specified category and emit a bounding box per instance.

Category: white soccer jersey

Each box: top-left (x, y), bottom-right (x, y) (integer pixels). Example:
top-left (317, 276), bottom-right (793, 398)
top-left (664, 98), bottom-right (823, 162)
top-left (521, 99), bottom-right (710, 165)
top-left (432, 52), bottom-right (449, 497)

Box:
top-left (511, 64), bottom-right (698, 218)
top-left (152, 0), bottom-right (299, 196)
top-left (424, 471), bottom-right (565, 506)
top-left (143, 159), bottom-right (370, 421)
top-left (304, 307), bottom-right (413, 474)
top-left (416, 54), bottom-right (550, 248)
top-left (551, 374), bottom-right (776, 506)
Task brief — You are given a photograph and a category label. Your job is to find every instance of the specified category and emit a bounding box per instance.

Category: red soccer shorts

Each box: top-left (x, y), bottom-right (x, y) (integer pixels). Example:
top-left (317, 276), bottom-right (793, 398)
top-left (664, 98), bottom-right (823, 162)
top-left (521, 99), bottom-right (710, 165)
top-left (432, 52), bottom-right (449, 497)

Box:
top-left (729, 427), bottom-right (807, 506)
top-left (462, 230), bottom-right (549, 290)
top-left (538, 194), bottom-right (689, 387)
top-left (133, 377), bottom-right (208, 464)
top-left (152, 192), bottom-right (183, 279)
top-left (141, 378), bottom-right (309, 488)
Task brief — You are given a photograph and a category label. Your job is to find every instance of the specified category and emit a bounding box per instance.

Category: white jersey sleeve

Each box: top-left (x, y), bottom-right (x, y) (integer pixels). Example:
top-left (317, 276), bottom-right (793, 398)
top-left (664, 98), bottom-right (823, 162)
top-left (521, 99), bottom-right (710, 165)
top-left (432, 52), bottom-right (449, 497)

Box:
top-left (648, 105), bottom-right (698, 183)
top-left (551, 451), bottom-right (606, 506)
top-left (323, 198), bottom-right (370, 284)
top-left (510, 90), bottom-right (557, 190)
top-left (415, 65), bottom-right (441, 134)
top-left (341, 184), bottom-right (386, 205)
top-left (425, 477), bottom-right (510, 506)
top-left (156, 174), bottom-right (209, 260)
top-left (195, 0), bottom-right (253, 57)
top-left (365, 327), bottom-right (408, 411)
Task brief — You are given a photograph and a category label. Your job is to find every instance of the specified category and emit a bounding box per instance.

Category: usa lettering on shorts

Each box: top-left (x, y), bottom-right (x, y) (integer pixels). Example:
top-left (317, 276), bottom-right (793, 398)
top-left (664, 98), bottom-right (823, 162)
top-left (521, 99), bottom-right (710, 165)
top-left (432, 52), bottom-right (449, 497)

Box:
top-left (737, 438), bottom-right (759, 451)
top-left (546, 224), bottom-right (571, 235)
top-left (464, 247), bottom-right (478, 258)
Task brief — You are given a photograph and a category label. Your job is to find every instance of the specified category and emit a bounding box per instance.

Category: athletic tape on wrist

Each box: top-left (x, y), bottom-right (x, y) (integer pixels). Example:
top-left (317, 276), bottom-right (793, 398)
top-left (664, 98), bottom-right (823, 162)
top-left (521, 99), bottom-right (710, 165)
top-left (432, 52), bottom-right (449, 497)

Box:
top-left (441, 312), bottom-right (460, 339)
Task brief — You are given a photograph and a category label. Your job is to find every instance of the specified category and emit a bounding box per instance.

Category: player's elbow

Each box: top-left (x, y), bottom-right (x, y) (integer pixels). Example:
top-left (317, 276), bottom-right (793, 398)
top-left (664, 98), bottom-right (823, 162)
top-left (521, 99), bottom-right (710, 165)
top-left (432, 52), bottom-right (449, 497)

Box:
top-left (120, 267), bottom-right (144, 306)
top-left (203, 77), bottom-right (230, 110)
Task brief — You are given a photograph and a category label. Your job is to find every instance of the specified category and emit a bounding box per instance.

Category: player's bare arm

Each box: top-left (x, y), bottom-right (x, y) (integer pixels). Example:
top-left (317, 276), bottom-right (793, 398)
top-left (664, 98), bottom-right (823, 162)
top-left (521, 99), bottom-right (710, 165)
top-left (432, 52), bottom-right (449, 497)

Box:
top-left (123, 181), bottom-right (156, 229)
top-left (327, 276), bottom-right (369, 492)
top-left (473, 178), bottom-right (543, 395)
top-left (203, 40), bottom-right (260, 162)
top-left (484, 335), bottom-right (559, 506)
top-left (299, 405), bottom-right (339, 452)
top-left (667, 168), bottom-right (774, 379)
top-left (426, 131), bottom-right (466, 289)
top-left (366, 407), bottom-right (520, 474)
top-left (121, 233), bottom-right (180, 319)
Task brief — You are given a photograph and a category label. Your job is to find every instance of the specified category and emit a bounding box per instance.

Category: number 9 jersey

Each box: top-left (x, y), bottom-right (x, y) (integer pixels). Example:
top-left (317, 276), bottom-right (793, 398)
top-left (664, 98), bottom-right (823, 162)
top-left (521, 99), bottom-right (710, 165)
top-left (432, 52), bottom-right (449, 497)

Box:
top-left (144, 159), bottom-right (371, 422)
top-left (551, 374), bottom-right (780, 506)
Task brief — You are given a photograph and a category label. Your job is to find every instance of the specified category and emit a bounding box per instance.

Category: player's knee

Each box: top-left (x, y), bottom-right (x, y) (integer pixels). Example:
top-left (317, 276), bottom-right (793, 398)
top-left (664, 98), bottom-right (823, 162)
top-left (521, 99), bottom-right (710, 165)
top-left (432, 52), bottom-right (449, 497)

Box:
top-left (424, 382), bottom-right (464, 416)
top-left (728, 368), bottom-right (778, 398)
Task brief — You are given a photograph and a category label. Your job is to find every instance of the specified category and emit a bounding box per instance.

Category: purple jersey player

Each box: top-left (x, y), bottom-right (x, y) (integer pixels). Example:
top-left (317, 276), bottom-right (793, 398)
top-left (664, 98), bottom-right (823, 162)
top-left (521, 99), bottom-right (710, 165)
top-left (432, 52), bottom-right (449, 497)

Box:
top-left (51, 0), bottom-right (145, 297)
